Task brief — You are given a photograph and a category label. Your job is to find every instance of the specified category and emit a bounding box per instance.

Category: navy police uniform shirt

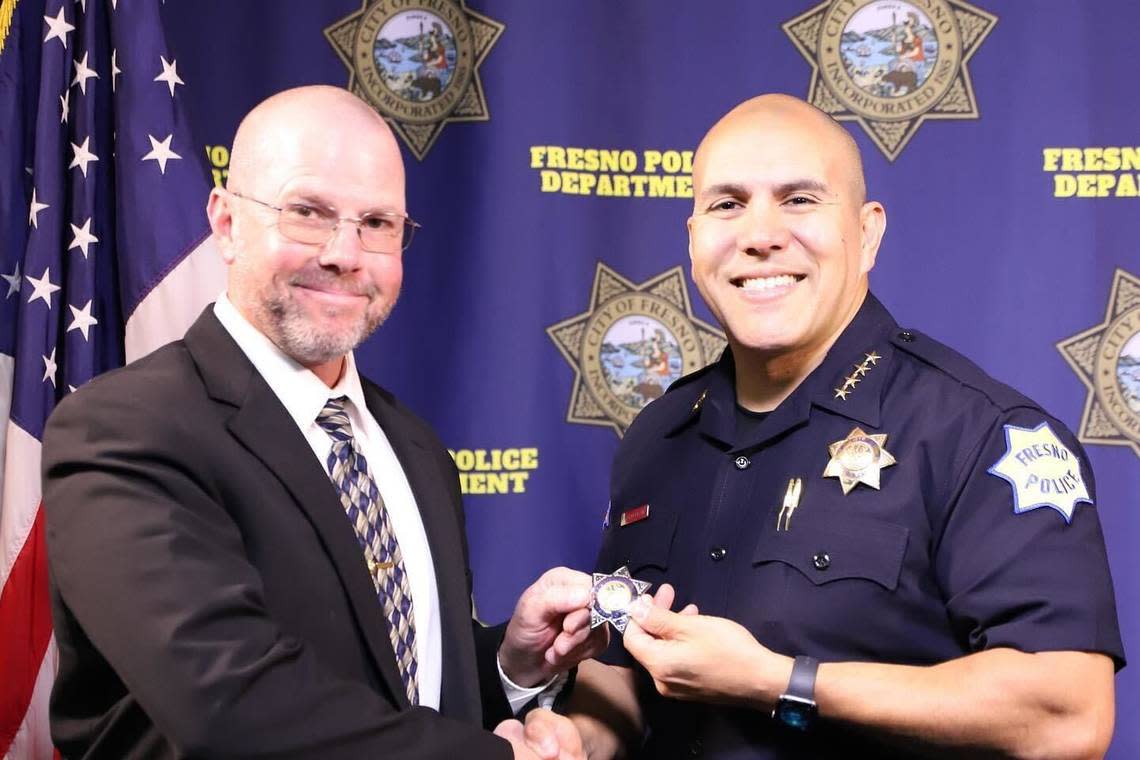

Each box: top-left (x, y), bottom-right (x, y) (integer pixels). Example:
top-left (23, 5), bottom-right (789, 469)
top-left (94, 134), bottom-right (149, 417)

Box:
top-left (595, 293), bottom-right (1125, 759)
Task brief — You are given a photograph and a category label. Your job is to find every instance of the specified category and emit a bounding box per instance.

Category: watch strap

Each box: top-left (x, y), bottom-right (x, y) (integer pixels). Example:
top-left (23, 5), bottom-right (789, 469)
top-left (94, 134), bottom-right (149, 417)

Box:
top-left (785, 655), bottom-right (819, 701)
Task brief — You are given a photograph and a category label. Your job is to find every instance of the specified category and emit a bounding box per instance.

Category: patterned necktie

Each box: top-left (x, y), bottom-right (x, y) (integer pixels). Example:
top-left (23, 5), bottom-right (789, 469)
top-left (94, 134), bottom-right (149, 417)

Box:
top-left (316, 397), bottom-right (418, 705)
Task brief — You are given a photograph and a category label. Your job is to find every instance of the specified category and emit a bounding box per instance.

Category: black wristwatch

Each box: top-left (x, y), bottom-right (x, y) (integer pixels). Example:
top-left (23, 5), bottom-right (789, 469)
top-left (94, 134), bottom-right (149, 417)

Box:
top-left (772, 655), bottom-right (819, 730)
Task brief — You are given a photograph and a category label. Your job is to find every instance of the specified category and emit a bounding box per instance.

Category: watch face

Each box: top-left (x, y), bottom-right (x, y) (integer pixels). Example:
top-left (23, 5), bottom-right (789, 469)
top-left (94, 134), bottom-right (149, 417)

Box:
top-left (775, 697), bottom-right (817, 730)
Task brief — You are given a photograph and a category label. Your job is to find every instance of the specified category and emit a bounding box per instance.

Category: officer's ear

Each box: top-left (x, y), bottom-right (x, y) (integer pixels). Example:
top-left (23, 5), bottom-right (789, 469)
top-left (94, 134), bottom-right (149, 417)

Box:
top-left (858, 201), bottom-right (886, 275)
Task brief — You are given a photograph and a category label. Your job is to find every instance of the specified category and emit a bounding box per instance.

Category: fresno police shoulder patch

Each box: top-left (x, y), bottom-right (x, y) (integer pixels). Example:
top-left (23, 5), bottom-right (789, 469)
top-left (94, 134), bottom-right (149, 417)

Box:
top-left (988, 422), bottom-right (1092, 524)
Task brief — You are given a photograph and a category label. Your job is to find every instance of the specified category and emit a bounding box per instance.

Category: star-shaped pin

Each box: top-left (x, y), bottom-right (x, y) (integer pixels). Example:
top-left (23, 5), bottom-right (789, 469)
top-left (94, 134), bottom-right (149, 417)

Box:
top-left (853, 362), bottom-right (870, 377)
top-left (864, 351), bottom-right (882, 365)
top-left (842, 375), bottom-right (859, 390)
top-left (70, 137), bottom-right (99, 177)
top-left (43, 7), bottom-right (75, 48)
top-left (141, 133), bottom-right (181, 174)
top-left (154, 55), bottom-right (184, 97)
top-left (111, 50), bottom-right (122, 91)
top-left (833, 386), bottom-right (850, 401)
top-left (2, 262), bottom-right (21, 299)
top-left (26, 267), bottom-right (61, 308)
top-left (68, 217), bottom-right (99, 259)
top-left (590, 566), bottom-right (652, 633)
top-left (823, 427), bottom-right (897, 494)
top-left (68, 300), bottom-right (99, 340)
top-left (29, 188), bottom-right (49, 228)
top-left (43, 347), bottom-right (58, 387)
top-left (72, 51), bottom-right (99, 94)
top-left (60, 89), bottom-right (70, 123)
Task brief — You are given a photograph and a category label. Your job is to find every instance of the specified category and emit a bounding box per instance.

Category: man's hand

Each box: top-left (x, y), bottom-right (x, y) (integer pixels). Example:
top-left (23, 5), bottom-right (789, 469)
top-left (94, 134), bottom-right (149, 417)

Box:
top-left (622, 584), bottom-right (791, 709)
top-left (500, 568), bottom-right (609, 687)
top-left (495, 711), bottom-right (585, 760)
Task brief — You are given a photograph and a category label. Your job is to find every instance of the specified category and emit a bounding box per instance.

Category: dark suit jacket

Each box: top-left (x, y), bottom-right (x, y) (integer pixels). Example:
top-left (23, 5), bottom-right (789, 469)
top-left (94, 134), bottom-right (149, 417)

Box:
top-left (42, 309), bottom-right (514, 759)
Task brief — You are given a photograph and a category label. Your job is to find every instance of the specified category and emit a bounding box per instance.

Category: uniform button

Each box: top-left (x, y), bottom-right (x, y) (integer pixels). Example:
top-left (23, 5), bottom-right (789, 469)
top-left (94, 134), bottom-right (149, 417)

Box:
top-left (688, 738), bottom-right (703, 755)
top-left (812, 552), bottom-right (831, 570)
top-left (709, 546), bottom-right (728, 561)
top-left (898, 330), bottom-right (915, 342)
top-left (734, 455), bottom-right (751, 470)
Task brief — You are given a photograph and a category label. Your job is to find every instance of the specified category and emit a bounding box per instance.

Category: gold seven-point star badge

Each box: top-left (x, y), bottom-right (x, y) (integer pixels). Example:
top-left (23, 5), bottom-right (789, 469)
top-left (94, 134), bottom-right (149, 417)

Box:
top-left (783, 0), bottom-right (997, 161)
top-left (824, 427), bottom-right (897, 494)
top-left (1056, 268), bottom-right (1140, 459)
top-left (325, 1), bottom-right (504, 160)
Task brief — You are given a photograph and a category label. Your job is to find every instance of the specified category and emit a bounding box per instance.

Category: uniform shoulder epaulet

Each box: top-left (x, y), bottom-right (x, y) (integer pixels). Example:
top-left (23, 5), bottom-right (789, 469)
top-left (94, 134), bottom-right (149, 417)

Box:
top-left (889, 328), bottom-right (1037, 412)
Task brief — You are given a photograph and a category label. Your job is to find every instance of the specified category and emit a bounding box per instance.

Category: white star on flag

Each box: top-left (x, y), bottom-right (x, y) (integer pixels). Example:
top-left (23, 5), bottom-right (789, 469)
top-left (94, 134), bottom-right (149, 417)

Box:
top-left (26, 267), bottom-right (62, 308)
top-left (72, 51), bottom-right (100, 94)
top-left (2, 262), bottom-right (21, 298)
top-left (142, 133), bottom-right (181, 174)
top-left (68, 300), bottom-right (100, 340)
top-left (70, 136), bottom-right (99, 177)
top-left (43, 6), bottom-right (75, 47)
top-left (43, 347), bottom-right (59, 387)
top-left (69, 218), bottom-right (100, 259)
top-left (154, 55), bottom-right (184, 97)
top-left (60, 88), bottom-right (71, 123)
top-left (112, 49), bottom-right (122, 91)
top-left (29, 188), bottom-right (50, 227)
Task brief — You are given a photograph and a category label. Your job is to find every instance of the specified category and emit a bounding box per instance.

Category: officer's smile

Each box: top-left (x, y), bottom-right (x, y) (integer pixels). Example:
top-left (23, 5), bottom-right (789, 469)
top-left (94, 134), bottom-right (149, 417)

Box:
top-left (730, 273), bottom-right (806, 296)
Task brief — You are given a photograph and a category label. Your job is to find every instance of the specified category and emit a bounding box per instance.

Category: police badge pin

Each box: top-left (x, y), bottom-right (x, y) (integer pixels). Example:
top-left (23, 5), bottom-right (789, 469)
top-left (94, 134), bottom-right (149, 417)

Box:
top-left (590, 566), bottom-right (652, 633)
top-left (823, 426), bottom-right (897, 494)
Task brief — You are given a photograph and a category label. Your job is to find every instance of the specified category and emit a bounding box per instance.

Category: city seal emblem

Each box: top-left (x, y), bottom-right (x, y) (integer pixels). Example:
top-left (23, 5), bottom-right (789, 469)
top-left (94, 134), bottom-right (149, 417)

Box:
top-left (1057, 268), bottom-right (1140, 460)
top-left (547, 263), bottom-right (725, 437)
top-left (324, 1), bottom-right (504, 160)
top-left (783, 0), bottom-right (997, 161)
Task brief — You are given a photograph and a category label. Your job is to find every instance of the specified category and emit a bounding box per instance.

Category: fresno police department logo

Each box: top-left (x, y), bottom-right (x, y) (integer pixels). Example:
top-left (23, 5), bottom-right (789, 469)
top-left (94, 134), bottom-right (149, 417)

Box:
top-left (1057, 268), bottom-right (1140, 459)
top-left (547, 263), bottom-right (725, 436)
top-left (783, 0), bottom-right (997, 161)
top-left (325, 1), bottom-right (504, 160)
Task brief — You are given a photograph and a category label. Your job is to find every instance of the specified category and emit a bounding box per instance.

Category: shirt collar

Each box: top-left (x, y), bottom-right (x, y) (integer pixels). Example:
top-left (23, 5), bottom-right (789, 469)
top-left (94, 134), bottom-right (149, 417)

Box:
top-left (687, 292), bottom-right (898, 451)
top-left (213, 294), bottom-right (370, 429)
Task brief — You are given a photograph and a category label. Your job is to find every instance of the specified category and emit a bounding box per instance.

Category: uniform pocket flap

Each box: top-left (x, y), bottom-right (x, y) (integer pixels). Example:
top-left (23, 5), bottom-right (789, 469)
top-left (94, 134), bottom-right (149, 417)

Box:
top-left (752, 516), bottom-right (909, 591)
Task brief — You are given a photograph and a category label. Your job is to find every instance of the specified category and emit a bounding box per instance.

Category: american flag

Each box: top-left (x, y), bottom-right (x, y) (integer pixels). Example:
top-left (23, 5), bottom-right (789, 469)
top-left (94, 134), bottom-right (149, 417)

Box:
top-left (0, 2), bottom-right (223, 756)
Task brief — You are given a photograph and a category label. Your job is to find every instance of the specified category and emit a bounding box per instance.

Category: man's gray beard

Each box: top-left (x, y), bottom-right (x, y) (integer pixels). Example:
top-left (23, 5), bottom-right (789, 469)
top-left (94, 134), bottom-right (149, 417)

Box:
top-left (259, 287), bottom-right (396, 367)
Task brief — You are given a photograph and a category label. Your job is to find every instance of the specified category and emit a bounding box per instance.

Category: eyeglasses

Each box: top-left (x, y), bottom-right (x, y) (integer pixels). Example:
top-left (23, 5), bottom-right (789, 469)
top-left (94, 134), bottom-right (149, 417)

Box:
top-left (229, 191), bottom-right (420, 253)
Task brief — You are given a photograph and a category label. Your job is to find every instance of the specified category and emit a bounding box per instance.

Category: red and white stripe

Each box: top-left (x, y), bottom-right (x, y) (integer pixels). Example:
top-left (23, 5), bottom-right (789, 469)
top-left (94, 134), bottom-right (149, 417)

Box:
top-left (0, 239), bottom-right (223, 760)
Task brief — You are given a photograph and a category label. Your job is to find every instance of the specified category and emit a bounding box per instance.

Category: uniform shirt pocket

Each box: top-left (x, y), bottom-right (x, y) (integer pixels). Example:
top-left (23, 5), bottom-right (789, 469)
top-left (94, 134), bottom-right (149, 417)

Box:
top-left (599, 507), bottom-right (680, 576)
top-left (752, 514), bottom-right (909, 591)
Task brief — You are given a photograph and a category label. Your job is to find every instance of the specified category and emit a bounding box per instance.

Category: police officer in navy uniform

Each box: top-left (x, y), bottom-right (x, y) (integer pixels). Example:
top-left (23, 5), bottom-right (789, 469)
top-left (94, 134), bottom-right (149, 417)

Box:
top-left (531, 95), bottom-right (1125, 758)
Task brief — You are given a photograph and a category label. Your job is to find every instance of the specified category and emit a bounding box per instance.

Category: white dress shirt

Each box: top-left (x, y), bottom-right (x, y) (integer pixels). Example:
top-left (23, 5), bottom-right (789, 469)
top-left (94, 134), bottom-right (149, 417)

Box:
top-left (214, 296), bottom-right (444, 708)
top-left (214, 295), bottom-right (555, 714)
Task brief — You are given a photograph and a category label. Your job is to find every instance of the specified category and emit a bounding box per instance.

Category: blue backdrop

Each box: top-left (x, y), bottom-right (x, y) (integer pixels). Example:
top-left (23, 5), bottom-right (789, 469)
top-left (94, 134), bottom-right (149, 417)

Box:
top-left (159, 1), bottom-right (1140, 755)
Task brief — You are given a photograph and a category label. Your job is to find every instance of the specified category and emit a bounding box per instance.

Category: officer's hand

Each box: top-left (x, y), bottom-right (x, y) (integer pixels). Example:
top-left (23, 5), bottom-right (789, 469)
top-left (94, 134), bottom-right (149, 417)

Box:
top-left (495, 711), bottom-right (586, 760)
top-left (500, 567), bottom-right (609, 687)
top-left (623, 584), bottom-right (790, 707)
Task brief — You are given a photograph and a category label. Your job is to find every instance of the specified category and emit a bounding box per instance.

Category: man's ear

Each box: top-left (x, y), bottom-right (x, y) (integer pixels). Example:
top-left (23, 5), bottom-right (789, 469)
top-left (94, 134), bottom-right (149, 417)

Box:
top-left (206, 188), bottom-right (237, 264)
top-left (858, 201), bottom-right (886, 275)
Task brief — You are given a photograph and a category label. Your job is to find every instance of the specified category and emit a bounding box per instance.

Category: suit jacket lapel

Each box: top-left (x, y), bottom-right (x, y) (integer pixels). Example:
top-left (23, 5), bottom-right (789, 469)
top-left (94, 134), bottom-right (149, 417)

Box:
top-left (363, 382), bottom-right (483, 724)
top-left (183, 309), bottom-right (410, 708)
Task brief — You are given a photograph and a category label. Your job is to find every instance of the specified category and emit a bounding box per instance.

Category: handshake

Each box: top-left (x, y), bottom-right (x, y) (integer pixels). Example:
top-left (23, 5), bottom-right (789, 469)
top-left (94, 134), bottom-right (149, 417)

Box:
top-left (490, 567), bottom-right (610, 760)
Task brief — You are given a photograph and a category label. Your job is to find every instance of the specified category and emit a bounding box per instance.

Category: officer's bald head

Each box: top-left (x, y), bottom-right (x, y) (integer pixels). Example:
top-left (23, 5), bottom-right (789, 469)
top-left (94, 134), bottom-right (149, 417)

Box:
top-left (693, 94), bottom-right (867, 208)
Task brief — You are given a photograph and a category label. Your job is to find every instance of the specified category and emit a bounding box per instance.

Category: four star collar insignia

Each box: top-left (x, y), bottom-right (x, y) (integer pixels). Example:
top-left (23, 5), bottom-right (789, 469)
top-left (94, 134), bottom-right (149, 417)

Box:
top-left (834, 351), bottom-right (881, 400)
